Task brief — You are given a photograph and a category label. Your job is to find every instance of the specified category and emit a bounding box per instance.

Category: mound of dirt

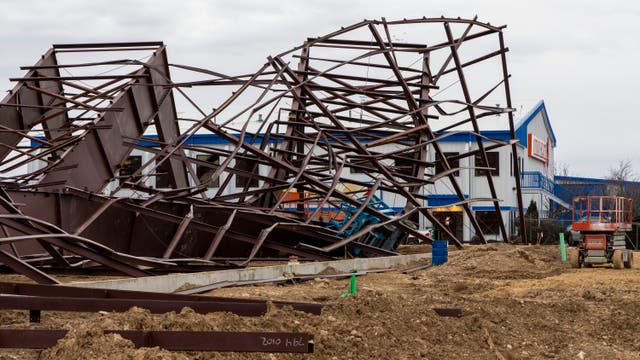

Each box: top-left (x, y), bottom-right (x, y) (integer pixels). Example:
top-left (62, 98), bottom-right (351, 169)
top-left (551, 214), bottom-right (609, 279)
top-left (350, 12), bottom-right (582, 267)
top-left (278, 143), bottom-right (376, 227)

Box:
top-left (39, 321), bottom-right (187, 360)
top-left (439, 243), bottom-right (567, 280)
top-left (1, 245), bottom-right (639, 359)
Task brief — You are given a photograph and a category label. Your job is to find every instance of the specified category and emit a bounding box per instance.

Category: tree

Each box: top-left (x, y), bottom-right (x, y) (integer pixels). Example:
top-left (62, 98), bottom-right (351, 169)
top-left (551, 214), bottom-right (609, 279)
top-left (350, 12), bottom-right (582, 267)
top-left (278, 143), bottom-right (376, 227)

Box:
top-left (607, 160), bottom-right (635, 183)
top-left (525, 199), bottom-right (539, 220)
top-left (523, 199), bottom-right (563, 245)
top-left (554, 162), bottom-right (572, 177)
top-left (606, 159), bottom-right (640, 219)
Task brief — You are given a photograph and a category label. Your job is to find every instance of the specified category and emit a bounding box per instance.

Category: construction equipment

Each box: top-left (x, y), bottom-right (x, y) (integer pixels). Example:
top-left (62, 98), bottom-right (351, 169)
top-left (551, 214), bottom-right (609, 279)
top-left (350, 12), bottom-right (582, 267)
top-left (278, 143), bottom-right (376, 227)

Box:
top-left (568, 196), bottom-right (634, 269)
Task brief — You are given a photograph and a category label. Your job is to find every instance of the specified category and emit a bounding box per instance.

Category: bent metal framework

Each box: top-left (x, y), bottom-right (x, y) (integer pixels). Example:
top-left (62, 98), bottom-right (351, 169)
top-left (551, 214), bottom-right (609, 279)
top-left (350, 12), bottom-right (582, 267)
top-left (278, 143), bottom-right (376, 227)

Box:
top-left (0, 17), bottom-right (525, 283)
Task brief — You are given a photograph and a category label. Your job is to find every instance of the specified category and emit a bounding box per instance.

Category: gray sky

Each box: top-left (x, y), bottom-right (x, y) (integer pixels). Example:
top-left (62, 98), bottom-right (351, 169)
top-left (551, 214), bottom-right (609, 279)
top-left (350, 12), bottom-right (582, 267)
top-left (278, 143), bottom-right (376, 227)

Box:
top-left (1, 0), bottom-right (638, 179)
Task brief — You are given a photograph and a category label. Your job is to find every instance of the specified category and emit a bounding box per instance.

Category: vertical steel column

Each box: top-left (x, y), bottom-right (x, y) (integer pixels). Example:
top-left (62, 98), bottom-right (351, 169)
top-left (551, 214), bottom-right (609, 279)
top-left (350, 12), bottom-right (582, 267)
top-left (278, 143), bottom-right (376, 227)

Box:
top-left (499, 32), bottom-right (527, 244)
top-left (443, 22), bottom-right (508, 242)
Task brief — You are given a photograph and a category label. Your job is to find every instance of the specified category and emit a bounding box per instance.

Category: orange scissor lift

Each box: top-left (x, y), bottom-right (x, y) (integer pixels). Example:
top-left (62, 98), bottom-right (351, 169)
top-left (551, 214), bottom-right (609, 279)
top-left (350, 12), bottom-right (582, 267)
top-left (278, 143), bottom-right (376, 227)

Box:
top-left (568, 196), bottom-right (634, 269)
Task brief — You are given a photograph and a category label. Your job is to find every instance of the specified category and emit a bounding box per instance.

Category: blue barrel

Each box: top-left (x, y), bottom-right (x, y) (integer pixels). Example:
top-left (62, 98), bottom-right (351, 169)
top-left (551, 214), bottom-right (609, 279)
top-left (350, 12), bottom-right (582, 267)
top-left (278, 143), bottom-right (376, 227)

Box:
top-left (432, 240), bottom-right (448, 265)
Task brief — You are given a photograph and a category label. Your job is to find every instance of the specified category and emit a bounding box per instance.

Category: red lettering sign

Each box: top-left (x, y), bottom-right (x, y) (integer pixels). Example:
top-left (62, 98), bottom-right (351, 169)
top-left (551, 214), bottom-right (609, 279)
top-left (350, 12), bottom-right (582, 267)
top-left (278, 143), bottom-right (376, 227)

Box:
top-left (528, 133), bottom-right (548, 163)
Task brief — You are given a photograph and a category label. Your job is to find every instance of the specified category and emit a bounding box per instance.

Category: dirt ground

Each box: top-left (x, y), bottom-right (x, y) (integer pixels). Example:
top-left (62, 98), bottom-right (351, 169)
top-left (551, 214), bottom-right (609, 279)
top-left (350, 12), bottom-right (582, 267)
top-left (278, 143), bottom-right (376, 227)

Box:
top-left (0, 244), bottom-right (639, 359)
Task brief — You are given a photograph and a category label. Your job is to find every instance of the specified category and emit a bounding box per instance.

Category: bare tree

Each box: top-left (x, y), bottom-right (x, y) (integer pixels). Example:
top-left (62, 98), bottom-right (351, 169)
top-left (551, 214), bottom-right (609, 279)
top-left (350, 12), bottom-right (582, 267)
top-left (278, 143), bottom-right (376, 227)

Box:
top-left (606, 160), bottom-right (640, 217)
top-left (554, 162), bottom-right (572, 177)
top-left (607, 160), bottom-right (635, 182)
top-left (606, 160), bottom-right (635, 197)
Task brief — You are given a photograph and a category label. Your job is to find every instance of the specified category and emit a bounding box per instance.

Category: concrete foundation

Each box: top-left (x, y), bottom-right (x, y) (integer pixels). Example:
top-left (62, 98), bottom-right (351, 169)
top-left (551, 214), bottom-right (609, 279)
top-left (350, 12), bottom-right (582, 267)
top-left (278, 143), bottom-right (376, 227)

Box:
top-left (71, 252), bottom-right (436, 293)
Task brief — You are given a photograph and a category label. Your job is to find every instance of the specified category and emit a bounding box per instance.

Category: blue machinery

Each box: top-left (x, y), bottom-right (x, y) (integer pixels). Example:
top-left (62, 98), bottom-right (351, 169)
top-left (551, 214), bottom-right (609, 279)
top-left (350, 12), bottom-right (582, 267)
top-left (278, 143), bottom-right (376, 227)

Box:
top-left (326, 195), bottom-right (407, 253)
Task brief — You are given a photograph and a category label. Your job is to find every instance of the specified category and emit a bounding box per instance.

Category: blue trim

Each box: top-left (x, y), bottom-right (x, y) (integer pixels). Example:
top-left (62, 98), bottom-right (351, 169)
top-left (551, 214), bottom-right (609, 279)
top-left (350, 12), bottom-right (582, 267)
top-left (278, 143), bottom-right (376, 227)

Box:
top-left (427, 194), bottom-right (469, 199)
top-left (298, 206), bottom-right (406, 213)
top-left (29, 130), bottom-right (397, 148)
top-left (433, 130), bottom-right (513, 143)
top-left (30, 139), bottom-right (46, 147)
top-left (557, 175), bottom-right (640, 187)
top-left (427, 194), bottom-right (469, 207)
top-left (30, 114), bottom-right (546, 149)
top-left (472, 206), bottom-right (515, 211)
top-left (136, 133), bottom-right (275, 146)
top-left (555, 175), bottom-right (609, 184)
top-left (31, 133), bottom-right (279, 148)
top-left (514, 100), bottom-right (556, 148)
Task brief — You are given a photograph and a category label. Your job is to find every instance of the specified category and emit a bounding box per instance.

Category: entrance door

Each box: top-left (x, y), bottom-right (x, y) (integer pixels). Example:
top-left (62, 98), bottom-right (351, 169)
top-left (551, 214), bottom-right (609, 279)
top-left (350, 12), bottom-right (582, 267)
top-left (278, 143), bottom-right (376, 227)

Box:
top-left (434, 211), bottom-right (463, 242)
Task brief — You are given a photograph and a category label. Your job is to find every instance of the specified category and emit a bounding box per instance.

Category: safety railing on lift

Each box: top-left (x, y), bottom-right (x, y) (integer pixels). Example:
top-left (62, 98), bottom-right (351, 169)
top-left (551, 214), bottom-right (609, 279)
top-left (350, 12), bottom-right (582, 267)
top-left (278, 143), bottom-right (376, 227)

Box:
top-left (571, 196), bottom-right (633, 227)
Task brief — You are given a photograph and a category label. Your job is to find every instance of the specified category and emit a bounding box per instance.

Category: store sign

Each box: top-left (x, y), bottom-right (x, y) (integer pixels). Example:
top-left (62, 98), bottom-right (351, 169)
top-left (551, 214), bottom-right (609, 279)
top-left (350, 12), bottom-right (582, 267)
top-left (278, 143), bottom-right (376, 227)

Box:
top-left (527, 133), bottom-right (548, 163)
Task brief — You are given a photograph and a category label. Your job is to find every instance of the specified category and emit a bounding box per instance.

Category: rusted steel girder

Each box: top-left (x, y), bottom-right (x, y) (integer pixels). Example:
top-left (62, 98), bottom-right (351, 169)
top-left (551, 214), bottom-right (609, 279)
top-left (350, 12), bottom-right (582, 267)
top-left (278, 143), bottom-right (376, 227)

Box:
top-left (0, 281), bottom-right (325, 315)
top-left (0, 329), bottom-right (314, 353)
top-left (0, 42), bottom-right (188, 192)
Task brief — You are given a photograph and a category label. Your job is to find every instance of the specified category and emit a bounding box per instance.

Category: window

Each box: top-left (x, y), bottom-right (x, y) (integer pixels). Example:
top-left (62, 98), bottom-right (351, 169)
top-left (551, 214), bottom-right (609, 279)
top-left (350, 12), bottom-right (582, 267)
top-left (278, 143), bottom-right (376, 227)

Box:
top-left (119, 156), bottom-right (141, 185)
top-left (394, 155), bottom-right (416, 176)
top-left (155, 160), bottom-right (172, 188)
top-left (235, 159), bottom-right (259, 187)
top-left (509, 210), bottom-right (519, 236)
top-left (196, 154), bottom-right (220, 188)
top-left (435, 152), bottom-right (459, 176)
top-left (510, 155), bottom-right (524, 177)
top-left (475, 152), bottom-right (499, 176)
top-left (348, 158), bottom-right (366, 174)
top-left (510, 154), bottom-right (513, 177)
top-left (476, 210), bottom-right (502, 235)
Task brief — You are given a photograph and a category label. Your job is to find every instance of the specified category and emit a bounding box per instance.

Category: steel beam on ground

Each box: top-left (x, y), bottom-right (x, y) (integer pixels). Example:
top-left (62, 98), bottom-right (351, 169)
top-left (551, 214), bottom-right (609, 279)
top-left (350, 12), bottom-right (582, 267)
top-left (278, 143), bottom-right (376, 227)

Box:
top-left (0, 329), bottom-right (314, 353)
top-left (0, 294), bottom-right (271, 316)
top-left (0, 281), bottom-right (325, 315)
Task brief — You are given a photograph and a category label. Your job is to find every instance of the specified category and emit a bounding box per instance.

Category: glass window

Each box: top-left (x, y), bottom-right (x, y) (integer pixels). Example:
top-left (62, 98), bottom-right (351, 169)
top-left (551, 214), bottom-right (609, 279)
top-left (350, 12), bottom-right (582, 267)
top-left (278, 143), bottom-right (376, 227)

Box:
top-left (476, 210), bottom-right (501, 235)
top-left (196, 154), bottom-right (220, 188)
top-left (435, 152), bottom-right (459, 176)
top-left (394, 155), bottom-right (415, 176)
top-left (155, 160), bottom-right (172, 188)
top-left (235, 159), bottom-right (259, 187)
top-left (510, 154), bottom-right (513, 177)
top-left (475, 152), bottom-right (499, 176)
top-left (349, 158), bottom-right (365, 174)
top-left (119, 156), bottom-right (141, 185)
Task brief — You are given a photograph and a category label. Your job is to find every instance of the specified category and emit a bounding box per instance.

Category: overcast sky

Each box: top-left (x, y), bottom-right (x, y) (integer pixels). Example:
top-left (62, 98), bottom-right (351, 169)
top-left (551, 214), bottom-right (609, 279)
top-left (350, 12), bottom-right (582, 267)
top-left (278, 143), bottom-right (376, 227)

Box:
top-left (1, 0), bottom-right (638, 179)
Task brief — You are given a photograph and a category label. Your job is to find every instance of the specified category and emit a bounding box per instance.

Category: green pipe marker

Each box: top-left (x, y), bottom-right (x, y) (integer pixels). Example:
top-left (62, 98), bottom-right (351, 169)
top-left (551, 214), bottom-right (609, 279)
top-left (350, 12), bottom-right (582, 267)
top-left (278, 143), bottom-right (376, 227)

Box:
top-left (340, 273), bottom-right (357, 298)
top-left (559, 233), bottom-right (566, 262)
top-left (349, 273), bottom-right (357, 295)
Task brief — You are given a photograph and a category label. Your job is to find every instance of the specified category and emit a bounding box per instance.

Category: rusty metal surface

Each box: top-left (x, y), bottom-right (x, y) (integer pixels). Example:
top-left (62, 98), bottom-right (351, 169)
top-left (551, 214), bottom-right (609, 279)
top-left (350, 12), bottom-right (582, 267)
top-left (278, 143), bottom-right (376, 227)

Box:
top-left (0, 329), bottom-right (314, 352)
top-left (0, 294), bottom-right (277, 316)
top-left (0, 281), bottom-right (325, 315)
top-left (0, 18), bottom-right (525, 281)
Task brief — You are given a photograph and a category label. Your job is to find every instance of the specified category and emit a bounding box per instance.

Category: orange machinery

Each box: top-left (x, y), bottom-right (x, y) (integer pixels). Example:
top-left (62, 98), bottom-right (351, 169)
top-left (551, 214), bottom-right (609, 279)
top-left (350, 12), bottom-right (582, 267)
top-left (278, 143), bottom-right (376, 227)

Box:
top-left (569, 196), bottom-right (634, 269)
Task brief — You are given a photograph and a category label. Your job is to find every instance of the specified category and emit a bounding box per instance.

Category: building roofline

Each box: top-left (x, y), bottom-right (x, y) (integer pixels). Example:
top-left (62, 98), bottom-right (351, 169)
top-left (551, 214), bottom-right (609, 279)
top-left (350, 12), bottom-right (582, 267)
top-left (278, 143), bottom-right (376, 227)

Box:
top-left (30, 103), bottom-right (556, 148)
top-left (556, 175), bottom-right (640, 186)
top-left (432, 130), bottom-right (513, 143)
top-left (514, 100), bottom-right (557, 148)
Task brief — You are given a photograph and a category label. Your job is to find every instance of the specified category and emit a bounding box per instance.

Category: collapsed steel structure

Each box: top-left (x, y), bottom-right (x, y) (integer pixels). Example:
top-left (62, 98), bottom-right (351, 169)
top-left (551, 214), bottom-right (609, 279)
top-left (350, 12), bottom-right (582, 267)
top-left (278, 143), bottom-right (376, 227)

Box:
top-left (0, 17), bottom-right (525, 283)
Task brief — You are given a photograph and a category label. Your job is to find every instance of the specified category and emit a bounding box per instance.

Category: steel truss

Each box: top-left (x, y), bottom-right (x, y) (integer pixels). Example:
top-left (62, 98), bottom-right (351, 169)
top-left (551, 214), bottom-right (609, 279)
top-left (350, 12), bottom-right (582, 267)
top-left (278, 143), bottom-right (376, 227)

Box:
top-left (0, 18), bottom-right (526, 283)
